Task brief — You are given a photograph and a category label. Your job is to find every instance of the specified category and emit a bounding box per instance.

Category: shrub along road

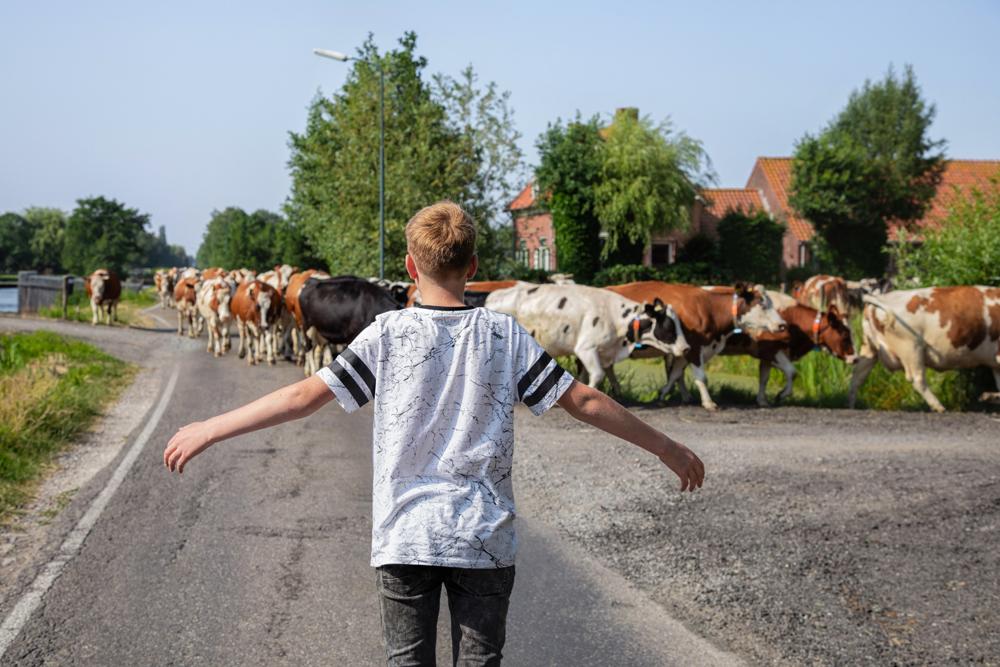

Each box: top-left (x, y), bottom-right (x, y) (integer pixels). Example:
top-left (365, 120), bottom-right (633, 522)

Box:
top-left (0, 316), bottom-right (737, 666)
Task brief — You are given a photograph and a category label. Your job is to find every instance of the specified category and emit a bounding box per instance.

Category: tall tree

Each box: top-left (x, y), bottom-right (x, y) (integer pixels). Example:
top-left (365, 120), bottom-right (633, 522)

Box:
top-left (595, 112), bottom-right (710, 265)
top-left (62, 197), bottom-right (150, 276)
top-left (434, 66), bottom-right (524, 279)
top-left (197, 207), bottom-right (317, 270)
top-left (286, 33), bottom-right (510, 277)
top-left (534, 116), bottom-right (604, 282)
top-left (24, 207), bottom-right (67, 273)
top-left (0, 212), bottom-right (34, 272)
top-left (790, 65), bottom-right (946, 277)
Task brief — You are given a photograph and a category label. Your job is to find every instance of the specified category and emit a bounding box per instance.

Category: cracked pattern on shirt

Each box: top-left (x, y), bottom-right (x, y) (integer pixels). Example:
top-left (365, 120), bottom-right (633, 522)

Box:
top-left (315, 307), bottom-right (573, 568)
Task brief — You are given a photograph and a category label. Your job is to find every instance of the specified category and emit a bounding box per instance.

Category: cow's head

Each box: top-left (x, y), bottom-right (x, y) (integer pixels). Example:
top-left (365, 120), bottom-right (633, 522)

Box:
top-left (626, 298), bottom-right (690, 358)
top-left (734, 283), bottom-right (786, 335)
top-left (255, 283), bottom-right (273, 328)
top-left (818, 305), bottom-right (856, 363)
top-left (215, 282), bottom-right (233, 321)
top-left (90, 271), bottom-right (108, 300)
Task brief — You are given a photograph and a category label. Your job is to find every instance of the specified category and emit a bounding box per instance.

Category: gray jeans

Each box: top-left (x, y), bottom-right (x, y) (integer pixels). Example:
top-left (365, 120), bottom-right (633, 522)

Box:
top-left (375, 564), bottom-right (516, 666)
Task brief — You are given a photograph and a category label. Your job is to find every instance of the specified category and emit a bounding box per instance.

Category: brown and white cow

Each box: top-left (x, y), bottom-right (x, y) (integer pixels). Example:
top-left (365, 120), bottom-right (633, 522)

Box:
top-left (173, 277), bottom-right (202, 337)
top-left (605, 282), bottom-right (786, 410)
top-left (485, 283), bottom-right (689, 392)
top-left (84, 269), bottom-right (122, 326)
top-left (201, 267), bottom-right (227, 281)
top-left (792, 274), bottom-right (873, 316)
top-left (720, 291), bottom-right (856, 406)
top-left (285, 269), bottom-right (331, 366)
top-left (231, 280), bottom-right (282, 365)
top-left (849, 286), bottom-right (1000, 412)
top-left (196, 277), bottom-right (235, 356)
top-left (154, 270), bottom-right (175, 308)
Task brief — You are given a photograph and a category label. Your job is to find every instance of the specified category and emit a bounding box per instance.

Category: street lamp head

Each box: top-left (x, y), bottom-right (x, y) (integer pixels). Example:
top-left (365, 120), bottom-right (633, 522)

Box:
top-left (313, 48), bottom-right (350, 62)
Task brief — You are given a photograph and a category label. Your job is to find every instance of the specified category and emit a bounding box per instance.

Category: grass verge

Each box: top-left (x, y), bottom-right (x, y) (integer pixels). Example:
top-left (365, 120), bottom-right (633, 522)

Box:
top-left (0, 330), bottom-right (135, 521)
top-left (39, 287), bottom-right (158, 327)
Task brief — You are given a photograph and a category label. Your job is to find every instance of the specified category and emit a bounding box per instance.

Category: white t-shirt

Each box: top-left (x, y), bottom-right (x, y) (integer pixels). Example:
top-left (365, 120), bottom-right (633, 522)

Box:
top-left (316, 304), bottom-right (574, 568)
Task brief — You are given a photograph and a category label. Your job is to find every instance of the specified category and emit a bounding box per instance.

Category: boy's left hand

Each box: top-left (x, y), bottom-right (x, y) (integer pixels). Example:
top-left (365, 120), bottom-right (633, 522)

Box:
top-left (164, 422), bottom-right (214, 474)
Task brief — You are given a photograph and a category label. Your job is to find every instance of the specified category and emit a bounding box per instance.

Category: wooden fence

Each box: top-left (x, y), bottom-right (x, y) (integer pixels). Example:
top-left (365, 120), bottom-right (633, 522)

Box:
top-left (16, 271), bottom-right (74, 316)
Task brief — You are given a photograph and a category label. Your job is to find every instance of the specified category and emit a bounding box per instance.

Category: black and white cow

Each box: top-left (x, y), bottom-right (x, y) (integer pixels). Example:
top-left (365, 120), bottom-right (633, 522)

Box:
top-left (299, 276), bottom-right (403, 376)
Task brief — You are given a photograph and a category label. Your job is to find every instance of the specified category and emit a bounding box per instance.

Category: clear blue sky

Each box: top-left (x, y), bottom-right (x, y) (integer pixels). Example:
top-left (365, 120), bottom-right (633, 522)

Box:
top-left (2, 0), bottom-right (998, 255)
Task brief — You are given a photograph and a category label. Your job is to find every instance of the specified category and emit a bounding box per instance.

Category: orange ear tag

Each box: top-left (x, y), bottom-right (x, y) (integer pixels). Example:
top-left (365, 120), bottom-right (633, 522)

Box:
top-left (632, 318), bottom-right (643, 349)
top-left (731, 293), bottom-right (742, 334)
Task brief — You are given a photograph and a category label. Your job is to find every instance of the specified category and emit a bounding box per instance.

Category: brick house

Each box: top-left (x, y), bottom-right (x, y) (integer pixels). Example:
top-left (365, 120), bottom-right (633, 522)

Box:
top-left (510, 156), bottom-right (1000, 275)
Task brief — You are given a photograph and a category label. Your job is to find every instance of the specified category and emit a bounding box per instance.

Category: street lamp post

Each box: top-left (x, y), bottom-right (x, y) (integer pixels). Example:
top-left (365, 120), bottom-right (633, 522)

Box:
top-left (314, 48), bottom-right (386, 280)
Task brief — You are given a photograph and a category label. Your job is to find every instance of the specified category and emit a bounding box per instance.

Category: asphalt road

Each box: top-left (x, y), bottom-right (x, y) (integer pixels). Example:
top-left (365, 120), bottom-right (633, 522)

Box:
top-left (0, 314), bottom-right (737, 666)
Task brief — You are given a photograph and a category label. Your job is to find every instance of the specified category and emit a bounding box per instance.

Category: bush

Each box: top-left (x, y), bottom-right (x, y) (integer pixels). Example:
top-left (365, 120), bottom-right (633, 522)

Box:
top-left (717, 210), bottom-right (785, 284)
top-left (892, 176), bottom-right (1000, 286)
top-left (591, 264), bottom-right (661, 287)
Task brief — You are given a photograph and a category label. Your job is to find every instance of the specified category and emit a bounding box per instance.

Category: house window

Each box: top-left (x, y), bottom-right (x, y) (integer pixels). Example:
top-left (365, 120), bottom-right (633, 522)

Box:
top-left (650, 241), bottom-right (677, 266)
top-left (797, 242), bottom-right (809, 267)
top-left (534, 238), bottom-right (551, 271)
top-left (516, 239), bottom-right (529, 267)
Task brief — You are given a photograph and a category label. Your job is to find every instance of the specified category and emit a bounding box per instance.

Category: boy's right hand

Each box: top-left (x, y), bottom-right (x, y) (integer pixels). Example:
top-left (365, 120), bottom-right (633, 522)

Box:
top-left (164, 421), bottom-right (214, 474)
top-left (657, 441), bottom-right (704, 492)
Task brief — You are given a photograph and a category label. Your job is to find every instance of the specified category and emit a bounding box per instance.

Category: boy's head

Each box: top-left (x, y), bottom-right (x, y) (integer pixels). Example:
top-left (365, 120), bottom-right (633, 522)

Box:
top-left (405, 201), bottom-right (477, 281)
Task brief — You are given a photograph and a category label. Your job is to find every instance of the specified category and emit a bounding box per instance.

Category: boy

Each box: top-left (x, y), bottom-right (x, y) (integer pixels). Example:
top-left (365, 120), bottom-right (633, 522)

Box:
top-left (163, 201), bottom-right (704, 666)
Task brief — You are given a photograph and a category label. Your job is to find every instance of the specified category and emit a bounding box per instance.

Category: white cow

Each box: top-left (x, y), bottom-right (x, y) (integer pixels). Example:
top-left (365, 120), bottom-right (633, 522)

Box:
top-left (196, 277), bottom-right (235, 356)
top-left (849, 286), bottom-right (1000, 412)
top-left (485, 283), bottom-right (689, 391)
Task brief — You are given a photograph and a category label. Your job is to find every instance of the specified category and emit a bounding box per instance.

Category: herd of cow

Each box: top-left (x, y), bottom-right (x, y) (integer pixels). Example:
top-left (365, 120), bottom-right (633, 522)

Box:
top-left (78, 267), bottom-right (1000, 413)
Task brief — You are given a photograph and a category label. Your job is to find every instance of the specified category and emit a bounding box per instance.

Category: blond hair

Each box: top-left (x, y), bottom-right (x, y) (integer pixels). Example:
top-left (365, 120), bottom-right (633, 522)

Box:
top-left (405, 201), bottom-right (477, 277)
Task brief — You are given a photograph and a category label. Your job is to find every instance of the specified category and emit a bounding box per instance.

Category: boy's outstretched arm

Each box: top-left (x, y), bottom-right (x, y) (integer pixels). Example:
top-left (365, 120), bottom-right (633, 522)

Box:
top-left (556, 380), bottom-right (705, 492)
top-left (164, 375), bottom-right (334, 474)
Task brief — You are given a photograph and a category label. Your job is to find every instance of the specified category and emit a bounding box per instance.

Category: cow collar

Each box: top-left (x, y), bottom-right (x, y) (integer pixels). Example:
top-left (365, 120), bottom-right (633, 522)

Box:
top-left (811, 311), bottom-right (823, 346)
top-left (631, 317), bottom-right (644, 349)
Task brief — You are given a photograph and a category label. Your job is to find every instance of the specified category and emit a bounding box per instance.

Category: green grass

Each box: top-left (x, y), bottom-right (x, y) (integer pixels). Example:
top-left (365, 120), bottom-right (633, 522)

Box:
top-left (40, 286), bottom-right (158, 326)
top-left (0, 331), bottom-right (134, 520)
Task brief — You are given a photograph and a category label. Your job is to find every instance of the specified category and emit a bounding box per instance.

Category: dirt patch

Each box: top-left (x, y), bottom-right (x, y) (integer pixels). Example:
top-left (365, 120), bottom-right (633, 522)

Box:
top-left (514, 405), bottom-right (1000, 665)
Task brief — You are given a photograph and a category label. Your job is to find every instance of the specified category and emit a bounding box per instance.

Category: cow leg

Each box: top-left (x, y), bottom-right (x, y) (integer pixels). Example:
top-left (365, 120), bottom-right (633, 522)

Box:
top-left (903, 357), bottom-right (946, 413)
top-left (177, 309), bottom-right (184, 336)
top-left (237, 320), bottom-right (247, 360)
top-left (111, 301), bottom-right (118, 324)
top-left (690, 355), bottom-right (718, 411)
top-left (292, 327), bottom-right (303, 366)
top-left (848, 355), bottom-right (877, 408)
top-left (757, 360), bottom-right (772, 407)
top-left (575, 347), bottom-right (606, 389)
top-left (605, 365), bottom-right (623, 396)
top-left (266, 327), bottom-right (277, 365)
top-left (574, 358), bottom-right (591, 385)
top-left (659, 357), bottom-right (686, 401)
top-left (773, 351), bottom-right (797, 404)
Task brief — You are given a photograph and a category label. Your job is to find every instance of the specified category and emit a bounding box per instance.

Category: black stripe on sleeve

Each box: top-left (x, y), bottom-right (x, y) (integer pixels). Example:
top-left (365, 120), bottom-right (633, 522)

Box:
top-left (330, 359), bottom-right (369, 407)
top-left (341, 348), bottom-right (376, 397)
top-left (517, 351), bottom-right (553, 400)
top-left (523, 365), bottom-right (566, 408)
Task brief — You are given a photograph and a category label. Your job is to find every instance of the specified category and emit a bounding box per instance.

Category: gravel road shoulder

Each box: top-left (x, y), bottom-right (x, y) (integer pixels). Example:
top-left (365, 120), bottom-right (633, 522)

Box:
top-left (513, 404), bottom-right (1000, 665)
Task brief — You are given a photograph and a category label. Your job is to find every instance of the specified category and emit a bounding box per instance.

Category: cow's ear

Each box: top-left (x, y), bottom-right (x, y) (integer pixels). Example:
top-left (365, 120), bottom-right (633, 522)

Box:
top-left (652, 297), bottom-right (665, 311)
top-left (827, 304), bottom-right (841, 320)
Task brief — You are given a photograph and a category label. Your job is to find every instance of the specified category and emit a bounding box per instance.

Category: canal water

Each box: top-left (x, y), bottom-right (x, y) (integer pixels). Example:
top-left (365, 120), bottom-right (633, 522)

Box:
top-left (0, 288), bottom-right (17, 313)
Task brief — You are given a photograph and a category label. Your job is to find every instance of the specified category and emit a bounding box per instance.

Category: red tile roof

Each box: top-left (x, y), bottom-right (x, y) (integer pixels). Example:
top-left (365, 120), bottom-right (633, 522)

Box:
top-left (751, 157), bottom-right (1000, 242)
top-left (700, 188), bottom-right (763, 217)
top-left (749, 157), bottom-right (815, 242)
top-left (896, 160), bottom-right (1000, 234)
top-left (509, 181), bottom-right (537, 211)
